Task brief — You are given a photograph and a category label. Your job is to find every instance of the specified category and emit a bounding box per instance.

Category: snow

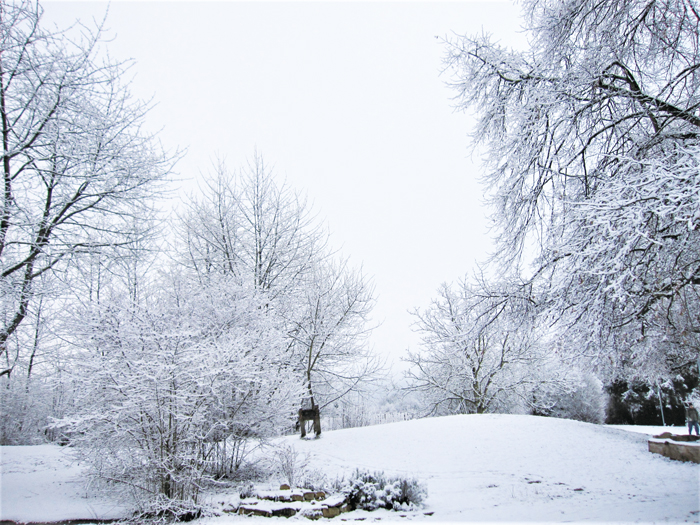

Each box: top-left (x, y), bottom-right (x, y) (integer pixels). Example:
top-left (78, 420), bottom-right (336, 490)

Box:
top-left (607, 425), bottom-right (688, 436)
top-left (2, 415), bottom-right (698, 524)
top-left (0, 444), bottom-right (128, 523)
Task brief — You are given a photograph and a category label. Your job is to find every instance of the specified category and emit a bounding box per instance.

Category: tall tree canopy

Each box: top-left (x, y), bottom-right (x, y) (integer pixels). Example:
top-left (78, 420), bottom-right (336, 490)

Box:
top-left (405, 279), bottom-right (544, 416)
top-left (446, 0), bottom-right (700, 381)
top-left (176, 157), bottom-right (378, 412)
top-left (0, 1), bottom-right (172, 378)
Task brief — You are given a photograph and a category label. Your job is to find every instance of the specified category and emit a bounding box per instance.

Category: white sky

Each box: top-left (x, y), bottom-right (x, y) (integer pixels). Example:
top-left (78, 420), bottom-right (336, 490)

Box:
top-left (42, 1), bottom-right (526, 374)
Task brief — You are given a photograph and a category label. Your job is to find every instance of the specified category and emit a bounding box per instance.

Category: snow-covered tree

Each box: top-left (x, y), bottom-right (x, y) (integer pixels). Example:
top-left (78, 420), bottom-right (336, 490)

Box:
top-left (177, 154), bottom-right (325, 296)
top-left (0, 1), bottom-right (171, 380)
top-left (531, 370), bottom-right (607, 424)
top-left (176, 157), bottom-right (378, 420)
top-left (405, 278), bottom-right (544, 415)
top-left (444, 0), bottom-right (700, 381)
top-left (286, 259), bottom-right (379, 414)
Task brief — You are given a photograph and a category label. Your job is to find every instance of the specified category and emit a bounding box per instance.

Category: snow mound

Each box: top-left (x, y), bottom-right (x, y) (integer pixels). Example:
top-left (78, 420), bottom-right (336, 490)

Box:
top-left (268, 414), bottom-right (699, 523)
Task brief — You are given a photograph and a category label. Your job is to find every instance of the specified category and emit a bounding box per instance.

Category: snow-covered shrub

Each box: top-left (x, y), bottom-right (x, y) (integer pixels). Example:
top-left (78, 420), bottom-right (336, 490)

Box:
top-left (224, 458), bottom-right (269, 483)
top-left (553, 373), bottom-right (606, 423)
top-left (297, 467), bottom-right (329, 492)
top-left (57, 274), bottom-right (302, 516)
top-left (239, 482), bottom-right (256, 499)
top-left (264, 443), bottom-right (328, 491)
top-left (532, 372), bottom-right (606, 424)
top-left (342, 470), bottom-right (427, 511)
top-left (270, 444), bottom-right (310, 488)
top-left (0, 377), bottom-right (50, 445)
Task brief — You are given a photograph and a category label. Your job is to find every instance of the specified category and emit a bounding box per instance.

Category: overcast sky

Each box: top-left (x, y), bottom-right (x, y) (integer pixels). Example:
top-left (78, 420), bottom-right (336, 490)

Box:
top-left (43, 1), bottom-right (526, 374)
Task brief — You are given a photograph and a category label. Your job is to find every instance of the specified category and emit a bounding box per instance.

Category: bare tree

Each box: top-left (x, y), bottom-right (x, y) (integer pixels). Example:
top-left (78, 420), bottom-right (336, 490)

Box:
top-left (177, 154), bottom-right (325, 297)
top-left (0, 1), bottom-right (172, 378)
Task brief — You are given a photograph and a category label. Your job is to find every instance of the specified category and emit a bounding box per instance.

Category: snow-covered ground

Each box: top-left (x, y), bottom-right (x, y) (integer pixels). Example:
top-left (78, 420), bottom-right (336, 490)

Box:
top-left (607, 424), bottom-right (689, 436)
top-left (1, 415), bottom-right (698, 523)
top-left (0, 443), bottom-right (128, 523)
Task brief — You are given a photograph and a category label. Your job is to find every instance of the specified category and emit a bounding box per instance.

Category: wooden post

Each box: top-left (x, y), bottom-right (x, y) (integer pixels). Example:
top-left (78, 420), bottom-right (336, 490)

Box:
top-left (313, 409), bottom-right (321, 437)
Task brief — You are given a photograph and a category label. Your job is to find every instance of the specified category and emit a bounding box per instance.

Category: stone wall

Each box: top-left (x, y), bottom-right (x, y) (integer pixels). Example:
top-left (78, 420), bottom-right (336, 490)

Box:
top-left (648, 433), bottom-right (700, 463)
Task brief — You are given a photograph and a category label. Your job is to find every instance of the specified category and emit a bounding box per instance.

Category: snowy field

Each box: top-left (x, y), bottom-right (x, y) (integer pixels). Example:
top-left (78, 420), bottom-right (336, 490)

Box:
top-left (1, 414), bottom-right (698, 524)
top-left (0, 443), bottom-right (129, 522)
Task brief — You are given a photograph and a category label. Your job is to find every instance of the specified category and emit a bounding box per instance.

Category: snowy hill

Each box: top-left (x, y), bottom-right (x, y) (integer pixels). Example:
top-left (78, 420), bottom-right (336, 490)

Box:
top-left (1, 414), bottom-right (698, 523)
top-left (266, 414), bottom-right (698, 523)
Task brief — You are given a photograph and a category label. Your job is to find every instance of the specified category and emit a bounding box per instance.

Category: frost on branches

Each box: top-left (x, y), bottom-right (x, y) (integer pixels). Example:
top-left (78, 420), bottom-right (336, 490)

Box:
top-left (60, 271), bottom-right (301, 516)
top-left (405, 278), bottom-right (553, 416)
top-left (0, 1), bottom-right (171, 381)
top-left (53, 156), bottom-right (379, 513)
top-left (0, 0), bottom-right (173, 446)
top-left (50, 156), bottom-right (380, 513)
top-left (176, 157), bottom-right (380, 416)
top-left (445, 0), bottom-right (700, 383)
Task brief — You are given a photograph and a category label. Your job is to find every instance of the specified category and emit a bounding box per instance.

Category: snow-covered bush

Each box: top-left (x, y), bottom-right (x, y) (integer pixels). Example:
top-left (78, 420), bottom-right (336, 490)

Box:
top-left (263, 443), bottom-right (328, 491)
top-left (239, 483), bottom-right (257, 499)
top-left (532, 372), bottom-right (606, 424)
top-left (270, 444), bottom-right (310, 488)
top-left (552, 373), bottom-right (606, 424)
top-left (297, 467), bottom-right (329, 492)
top-left (56, 272), bottom-right (301, 516)
top-left (0, 377), bottom-right (51, 445)
top-left (341, 470), bottom-right (427, 511)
